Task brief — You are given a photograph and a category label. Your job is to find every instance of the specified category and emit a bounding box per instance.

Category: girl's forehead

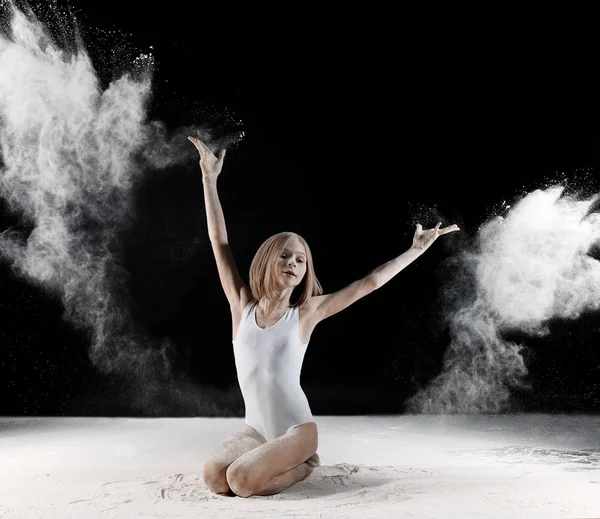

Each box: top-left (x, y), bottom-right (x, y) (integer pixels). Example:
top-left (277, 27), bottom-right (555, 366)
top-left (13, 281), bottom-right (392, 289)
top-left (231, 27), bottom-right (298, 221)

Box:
top-left (283, 238), bottom-right (306, 255)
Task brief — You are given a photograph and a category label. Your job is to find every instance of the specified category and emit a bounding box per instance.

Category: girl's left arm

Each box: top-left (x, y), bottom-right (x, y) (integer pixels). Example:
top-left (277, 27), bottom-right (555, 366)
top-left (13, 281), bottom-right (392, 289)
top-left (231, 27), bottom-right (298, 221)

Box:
top-left (310, 222), bottom-right (460, 322)
top-left (368, 221), bottom-right (459, 288)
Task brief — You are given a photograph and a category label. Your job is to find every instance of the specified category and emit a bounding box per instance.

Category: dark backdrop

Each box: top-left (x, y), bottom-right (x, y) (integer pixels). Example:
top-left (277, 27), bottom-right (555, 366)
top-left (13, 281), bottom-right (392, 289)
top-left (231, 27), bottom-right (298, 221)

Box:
top-left (1, 0), bottom-right (599, 416)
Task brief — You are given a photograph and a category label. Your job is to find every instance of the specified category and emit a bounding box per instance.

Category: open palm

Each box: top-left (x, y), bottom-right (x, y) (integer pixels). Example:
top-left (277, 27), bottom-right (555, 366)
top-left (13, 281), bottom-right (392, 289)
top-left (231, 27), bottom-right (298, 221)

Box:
top-left (412, 222), bottom-right (460, 251)
top-left (188, 136), bottom-right (226, 182)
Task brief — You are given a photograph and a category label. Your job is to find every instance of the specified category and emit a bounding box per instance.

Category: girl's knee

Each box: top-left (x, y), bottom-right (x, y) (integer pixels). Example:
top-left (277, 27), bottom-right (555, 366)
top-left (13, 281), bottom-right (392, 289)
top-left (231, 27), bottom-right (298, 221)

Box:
top-left (226, 461), bottom-right (256, 498)
top-left (203, 459), bottom-right (230, 494)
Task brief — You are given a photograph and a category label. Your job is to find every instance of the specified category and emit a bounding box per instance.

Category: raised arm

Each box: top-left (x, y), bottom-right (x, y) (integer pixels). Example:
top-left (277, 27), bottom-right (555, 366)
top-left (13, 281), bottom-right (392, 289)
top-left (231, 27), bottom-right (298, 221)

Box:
top-left (310, 222), bottom-right (460, 323)
top-left (188, 136), bottom-right (251, 309)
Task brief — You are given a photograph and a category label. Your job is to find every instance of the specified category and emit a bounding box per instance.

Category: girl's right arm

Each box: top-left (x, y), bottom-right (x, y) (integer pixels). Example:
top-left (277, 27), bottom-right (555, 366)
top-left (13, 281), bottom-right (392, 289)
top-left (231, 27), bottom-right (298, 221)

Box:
top-left (188, 137), bottom-right (252, 309)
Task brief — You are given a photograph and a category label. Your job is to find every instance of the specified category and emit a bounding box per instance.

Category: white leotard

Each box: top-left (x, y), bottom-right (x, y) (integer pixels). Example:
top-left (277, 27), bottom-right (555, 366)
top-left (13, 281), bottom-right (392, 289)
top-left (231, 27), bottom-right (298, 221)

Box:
top-left (232, 300), bottom-right (314, 441)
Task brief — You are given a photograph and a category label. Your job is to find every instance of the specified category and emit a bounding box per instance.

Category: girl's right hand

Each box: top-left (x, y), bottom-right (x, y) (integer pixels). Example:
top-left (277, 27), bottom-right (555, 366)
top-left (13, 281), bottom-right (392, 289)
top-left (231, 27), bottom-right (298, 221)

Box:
top-left (188, 136), bottom-right (226, 183)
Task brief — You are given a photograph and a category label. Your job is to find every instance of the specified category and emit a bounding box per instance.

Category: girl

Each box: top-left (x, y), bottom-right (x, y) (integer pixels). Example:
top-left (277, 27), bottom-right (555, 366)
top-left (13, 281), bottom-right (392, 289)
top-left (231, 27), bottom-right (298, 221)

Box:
top-left (188, 136), bottom-right (459, 498)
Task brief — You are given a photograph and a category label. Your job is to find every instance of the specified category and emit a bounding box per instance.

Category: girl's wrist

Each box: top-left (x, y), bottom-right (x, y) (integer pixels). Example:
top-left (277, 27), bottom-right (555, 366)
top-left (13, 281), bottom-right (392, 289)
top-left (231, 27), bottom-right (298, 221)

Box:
top-left (408, 245), bottom-right (426, 255)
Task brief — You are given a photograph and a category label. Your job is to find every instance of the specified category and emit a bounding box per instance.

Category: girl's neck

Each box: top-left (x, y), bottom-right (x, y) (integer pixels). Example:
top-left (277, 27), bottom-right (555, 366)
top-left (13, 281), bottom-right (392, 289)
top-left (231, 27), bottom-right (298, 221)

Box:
top-left (258, 293), bottom-right (291, 314)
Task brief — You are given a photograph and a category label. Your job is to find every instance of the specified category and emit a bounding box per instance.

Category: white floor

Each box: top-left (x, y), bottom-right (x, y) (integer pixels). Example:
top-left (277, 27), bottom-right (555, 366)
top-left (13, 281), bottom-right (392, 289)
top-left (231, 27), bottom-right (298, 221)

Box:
top-left (1, 414), bottom-right (598, 518)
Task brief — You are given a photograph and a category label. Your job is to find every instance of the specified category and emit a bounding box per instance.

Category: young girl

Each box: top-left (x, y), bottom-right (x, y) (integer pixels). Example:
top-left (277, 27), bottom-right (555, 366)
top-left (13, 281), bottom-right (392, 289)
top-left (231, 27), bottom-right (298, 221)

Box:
top-left (188, 136), bottom-right (459, 498)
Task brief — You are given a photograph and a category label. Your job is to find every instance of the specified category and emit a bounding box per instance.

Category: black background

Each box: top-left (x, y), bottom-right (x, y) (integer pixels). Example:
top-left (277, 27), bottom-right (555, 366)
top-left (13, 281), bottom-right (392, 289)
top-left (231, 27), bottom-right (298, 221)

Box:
top-left (1, 1), bottom-right (599, 416)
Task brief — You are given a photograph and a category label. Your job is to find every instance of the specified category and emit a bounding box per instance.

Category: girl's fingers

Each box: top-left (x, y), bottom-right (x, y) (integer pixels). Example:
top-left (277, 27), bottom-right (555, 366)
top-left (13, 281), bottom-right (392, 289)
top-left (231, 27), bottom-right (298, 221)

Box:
top-left (440, 224), bottom-right (460, 234)
top-left (196, 139), bottom-right (212, 156)
top-left (188, 136), bottom-right (202, 153)
top-left (188, 136), bottom-right (212, 157)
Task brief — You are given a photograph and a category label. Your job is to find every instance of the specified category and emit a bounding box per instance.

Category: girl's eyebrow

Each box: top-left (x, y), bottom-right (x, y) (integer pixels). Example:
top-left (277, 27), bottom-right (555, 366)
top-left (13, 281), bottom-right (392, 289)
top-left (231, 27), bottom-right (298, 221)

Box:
top-left (283, 249), bottom-right (306, 257)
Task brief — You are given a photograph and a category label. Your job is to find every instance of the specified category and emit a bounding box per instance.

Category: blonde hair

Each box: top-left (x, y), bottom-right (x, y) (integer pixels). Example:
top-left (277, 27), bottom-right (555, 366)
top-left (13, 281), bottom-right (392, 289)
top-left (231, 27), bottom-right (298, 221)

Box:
top-left (249, 232), bottom-right (323, 307)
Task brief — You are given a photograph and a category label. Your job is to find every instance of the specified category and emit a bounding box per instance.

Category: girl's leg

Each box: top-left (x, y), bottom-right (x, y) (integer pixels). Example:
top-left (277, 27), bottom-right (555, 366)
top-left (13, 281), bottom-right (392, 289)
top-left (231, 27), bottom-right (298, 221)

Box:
top-left (253, 460), bottom-right (314, 496)
top-left (203, 425), bottom-right (266, 495)
top-left (226, 422), bottom-right (318, 497)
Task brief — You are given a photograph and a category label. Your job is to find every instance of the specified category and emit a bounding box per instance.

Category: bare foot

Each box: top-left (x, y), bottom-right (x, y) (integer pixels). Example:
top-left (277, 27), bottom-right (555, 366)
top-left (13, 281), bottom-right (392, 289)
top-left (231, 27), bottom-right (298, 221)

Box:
top-left (305, 452), bottom-right (321, 468)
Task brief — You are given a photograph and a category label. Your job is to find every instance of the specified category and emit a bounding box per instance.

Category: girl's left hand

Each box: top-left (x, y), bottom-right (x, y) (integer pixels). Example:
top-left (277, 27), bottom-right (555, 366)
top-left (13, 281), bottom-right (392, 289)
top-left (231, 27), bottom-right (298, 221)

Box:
top-left (411, 222), bottom-right (460, 252)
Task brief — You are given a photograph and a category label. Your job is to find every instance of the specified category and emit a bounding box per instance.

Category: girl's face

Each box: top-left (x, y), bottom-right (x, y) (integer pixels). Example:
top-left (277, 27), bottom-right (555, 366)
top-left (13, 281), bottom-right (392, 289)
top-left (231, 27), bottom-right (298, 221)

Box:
top-left (277, 236), bottom-right (307, 288)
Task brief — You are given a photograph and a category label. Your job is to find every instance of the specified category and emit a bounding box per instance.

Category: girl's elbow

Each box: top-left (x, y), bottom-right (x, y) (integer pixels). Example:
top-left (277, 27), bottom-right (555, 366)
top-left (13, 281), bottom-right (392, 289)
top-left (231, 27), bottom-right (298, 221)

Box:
top-left (364, 275), bottom-right (379, 292)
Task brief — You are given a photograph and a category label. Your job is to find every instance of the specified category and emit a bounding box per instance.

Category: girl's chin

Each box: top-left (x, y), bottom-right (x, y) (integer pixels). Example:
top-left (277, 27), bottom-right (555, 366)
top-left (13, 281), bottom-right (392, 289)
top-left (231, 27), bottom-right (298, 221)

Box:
top-left (277, 280), bottom-right (295, 289)
top-left (280, 281), bottom-right (296, 287)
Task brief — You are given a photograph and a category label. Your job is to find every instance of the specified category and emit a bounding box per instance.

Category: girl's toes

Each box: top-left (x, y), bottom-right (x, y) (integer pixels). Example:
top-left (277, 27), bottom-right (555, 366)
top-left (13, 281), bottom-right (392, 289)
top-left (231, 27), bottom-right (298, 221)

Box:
top-left (305, 453), bottom-right (320, 468)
